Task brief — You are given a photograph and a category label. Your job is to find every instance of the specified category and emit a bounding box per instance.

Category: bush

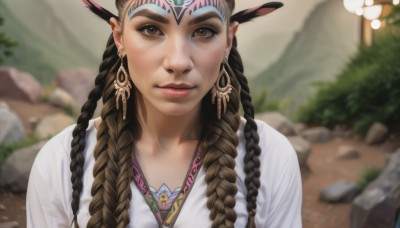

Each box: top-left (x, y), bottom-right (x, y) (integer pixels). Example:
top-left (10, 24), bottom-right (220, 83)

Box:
top-left (297, 26), bottom-right (400, 134)
top-left (0, 135), bottom-right (39, 164)
top-left (358, 167), bottom-right (382, 192)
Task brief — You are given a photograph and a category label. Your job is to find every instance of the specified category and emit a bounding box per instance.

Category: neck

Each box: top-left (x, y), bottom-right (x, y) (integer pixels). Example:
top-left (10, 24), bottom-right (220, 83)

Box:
top-left (135, 95), bottom-right (203, 150)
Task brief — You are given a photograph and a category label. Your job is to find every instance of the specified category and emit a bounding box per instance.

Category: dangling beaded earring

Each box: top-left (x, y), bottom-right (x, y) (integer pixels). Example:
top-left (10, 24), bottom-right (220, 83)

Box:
top-left (211, 57), bottom-right (234, 119)
top-left (114, 50), bottom-right (132, 120)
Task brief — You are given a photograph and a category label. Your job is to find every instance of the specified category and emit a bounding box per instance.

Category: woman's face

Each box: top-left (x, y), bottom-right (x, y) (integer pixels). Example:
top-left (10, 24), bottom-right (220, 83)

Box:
top-left (111, 0), bottom-right (237, 117)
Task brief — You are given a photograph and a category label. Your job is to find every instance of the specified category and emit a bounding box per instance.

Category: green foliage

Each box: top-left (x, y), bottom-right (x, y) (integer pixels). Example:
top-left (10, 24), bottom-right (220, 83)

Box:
top-left (0, 134), bottom-right (39, 164)
top-left (387, 5), bottom-right (400, 28)
top-left (0, 16), bottom-right (17, 64)
top-left (297, 23), bottom-right (400, 134)
top-left (252, 89), bottom-right (281, 113)
top-left (64, 105), bottom-right (77, 118)
top-left (358, 167), bottom-right (382, 192)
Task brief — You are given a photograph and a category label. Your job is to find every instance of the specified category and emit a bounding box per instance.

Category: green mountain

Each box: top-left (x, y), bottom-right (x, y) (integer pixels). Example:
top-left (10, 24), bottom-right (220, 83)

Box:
top-left (0, 0), bottom-right (111, 83)
top-left (251, 0), bottom-right (360, 112)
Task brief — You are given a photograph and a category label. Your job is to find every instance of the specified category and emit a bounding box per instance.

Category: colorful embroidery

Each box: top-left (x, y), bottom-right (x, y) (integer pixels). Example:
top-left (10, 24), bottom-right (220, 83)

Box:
top-left (149, 184), bottom-right (181, 220)
top-left (132, 146), bottom-right (203, 227)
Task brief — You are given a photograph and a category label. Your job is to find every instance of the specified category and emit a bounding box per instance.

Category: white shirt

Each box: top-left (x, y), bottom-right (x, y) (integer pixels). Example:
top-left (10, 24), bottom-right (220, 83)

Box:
top-left (27, 118), bottom-right (302, 227)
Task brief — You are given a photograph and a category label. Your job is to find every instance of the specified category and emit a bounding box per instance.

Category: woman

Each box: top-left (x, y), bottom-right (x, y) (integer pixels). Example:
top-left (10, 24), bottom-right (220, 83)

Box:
top-left (27, 0), bottom-right (302, 227)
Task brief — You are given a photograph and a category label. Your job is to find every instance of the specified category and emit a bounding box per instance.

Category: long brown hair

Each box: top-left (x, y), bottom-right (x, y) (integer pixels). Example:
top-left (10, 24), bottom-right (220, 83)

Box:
top-left (70, 0), bottom-right (263, 227)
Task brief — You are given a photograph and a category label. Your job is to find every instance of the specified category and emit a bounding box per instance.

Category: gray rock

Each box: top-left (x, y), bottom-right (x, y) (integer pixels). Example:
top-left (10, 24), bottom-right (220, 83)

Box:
top-left (34, 113), bottom-right (75, 139)
top-left (319, 180), bottom-right (360, 203)
top-left (332, 125), bottom-right (354, 139)
top-left (55, 68), bottom-right (102, 117)
top-left (365, 122), bottom-right (388, 145)
top-left (49, 88), bottom-right (77, 110)
top-left (301, 126), bottom-right (331, 143)
top-left (0, 216), bottom-right (8, 220)
top-left (0, 141), bottom-right (47, 192)
top-left (55, 68), bottom-right (96, 105)
top-left (350, 148), bottom-right (400, 228)
top-left (0, 221), bottom-right (19, 228)
top-left (256, 111), bottom-right (296, 136)
top-left (288, 136), bottom-right (311, 168)
top-left (0, 67), bottom-right (42, 103)
top-left (294, 123), bottom-right (307, 135)
top-left (337, 145), bottom-right (361, 160)
top-left (0, 102), bottom-right (26, 145)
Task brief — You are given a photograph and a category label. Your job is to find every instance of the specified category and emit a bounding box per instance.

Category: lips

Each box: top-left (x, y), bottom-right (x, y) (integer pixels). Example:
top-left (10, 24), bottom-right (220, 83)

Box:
top-left (156, 83), bottom-right (195, 98)
top-left (157, 83), bottom-right (195, 89)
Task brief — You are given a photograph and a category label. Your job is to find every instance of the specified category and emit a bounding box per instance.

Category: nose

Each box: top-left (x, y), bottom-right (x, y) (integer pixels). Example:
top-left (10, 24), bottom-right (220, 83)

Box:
top-left (163, 35), bottom-right (193, 75)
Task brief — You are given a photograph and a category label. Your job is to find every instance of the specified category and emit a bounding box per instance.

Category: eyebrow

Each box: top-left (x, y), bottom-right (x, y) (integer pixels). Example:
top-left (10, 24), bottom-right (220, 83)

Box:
top-left (189, 11), bottom-right (223, 25)
top-left (130, 9), bottom-right (170, 24)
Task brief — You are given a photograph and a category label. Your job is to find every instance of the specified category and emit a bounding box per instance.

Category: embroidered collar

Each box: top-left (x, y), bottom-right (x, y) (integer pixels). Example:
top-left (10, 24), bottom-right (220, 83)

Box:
top-left (132, 145), bottom-right (203, 227)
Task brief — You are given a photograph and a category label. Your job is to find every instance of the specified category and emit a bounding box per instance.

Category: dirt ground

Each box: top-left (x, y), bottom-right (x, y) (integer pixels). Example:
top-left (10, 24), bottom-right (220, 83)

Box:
top-left (0, 97), bottom-right (395, 227)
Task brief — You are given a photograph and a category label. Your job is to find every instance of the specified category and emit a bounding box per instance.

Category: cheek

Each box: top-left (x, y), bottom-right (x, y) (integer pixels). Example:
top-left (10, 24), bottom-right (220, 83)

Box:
top-left (193, 43), bottom-right (226, 78)
top-left (123, 34), bottom-right (161, 76)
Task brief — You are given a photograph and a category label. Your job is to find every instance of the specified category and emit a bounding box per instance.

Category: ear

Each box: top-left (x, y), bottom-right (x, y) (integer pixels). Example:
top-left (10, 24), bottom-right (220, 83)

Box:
top-left (225, 21), bottom-right (239, 57)
top-left (110, 17), bottom-right (124, 54)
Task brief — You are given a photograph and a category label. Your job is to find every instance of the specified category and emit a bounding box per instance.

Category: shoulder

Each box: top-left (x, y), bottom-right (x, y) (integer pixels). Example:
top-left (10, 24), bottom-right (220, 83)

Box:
top-left (236, 116), bottom-right (301, 199)
top-left (29, 118), bottom-right (98, 194)
top-left (33, 118), bottom-right (98, 168)
top-left (236, 117), bottom-right (302, 227)
top-left (237, 117), bottom-right (297, 164)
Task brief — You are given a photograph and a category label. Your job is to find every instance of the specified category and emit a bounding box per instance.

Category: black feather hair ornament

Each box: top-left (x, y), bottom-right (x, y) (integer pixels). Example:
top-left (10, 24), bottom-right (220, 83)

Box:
top-left (230, 2), bottom-right (283, 24)
top-left (81, 0), bottom-right (283, 25)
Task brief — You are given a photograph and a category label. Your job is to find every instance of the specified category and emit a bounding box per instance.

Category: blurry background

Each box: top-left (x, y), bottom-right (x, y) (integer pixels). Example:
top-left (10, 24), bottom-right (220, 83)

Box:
top-left (0, 0), bottom-right (359, 109)
top-left (1, 0), bottom-right (400, 228)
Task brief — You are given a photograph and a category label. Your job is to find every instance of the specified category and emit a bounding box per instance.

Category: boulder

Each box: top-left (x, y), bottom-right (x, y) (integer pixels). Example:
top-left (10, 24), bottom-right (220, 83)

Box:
top-left (0, 221), bottom-right (19, 228)
top-left (0, 67), bottom-right (42, 103)
top-left (0, 102), bottom-right (26, 145)
top-left (0, 141), bottom-right (47, 192)
top-left (288, 136), bottom-right (311, 169)
top-left (256, 111), bottom-right (296, 136)
top-left (337, 145), bottom-right (361, 160)
top-left (365, 122), bottom-right (388, 145)
top-left (319, 180), bottom-right (360, 203)
top-left (55, 68), bottom-right (96, 108)
top-left (55, 68), bottom-right (102, 117)
top-left (294, 123), bottom-right (307, 135)
top-left (332, 125), bottom-right (354, 139)
top-left (350, 148), bottom-right (400, 228)
top-left (301, 126), bottom-right (331, 143)
top-left (34, 113), bottom-right (75, 139)
top-left (49, 88), bottom-right (77, 110)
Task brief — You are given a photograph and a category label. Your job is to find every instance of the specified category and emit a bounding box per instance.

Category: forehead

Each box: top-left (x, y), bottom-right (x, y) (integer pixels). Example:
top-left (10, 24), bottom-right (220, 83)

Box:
top-left (128, 0), bottom-right (227, 23)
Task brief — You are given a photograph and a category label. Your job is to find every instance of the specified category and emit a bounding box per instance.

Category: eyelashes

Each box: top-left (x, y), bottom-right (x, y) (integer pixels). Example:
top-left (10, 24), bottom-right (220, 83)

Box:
top-left (136, 23), bottom-right (220, 40)
top-left (137, 24), bottom-right (164, 39)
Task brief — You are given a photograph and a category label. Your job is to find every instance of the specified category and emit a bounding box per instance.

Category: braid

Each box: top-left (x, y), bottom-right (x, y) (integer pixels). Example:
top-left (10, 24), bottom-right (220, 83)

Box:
top-left (70, 34), bottom-right (118, 228)
top-left (87, 56), bottom-right (135, 227)
top-left (202, 68), bottom-right (241, 228)
top-left (228, 37), bottom-right (261, 228)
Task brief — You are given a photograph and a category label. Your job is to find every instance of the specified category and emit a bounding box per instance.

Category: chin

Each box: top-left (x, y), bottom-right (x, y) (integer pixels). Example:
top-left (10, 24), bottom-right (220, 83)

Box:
top-left (158, 103), bottom-right (201, 117)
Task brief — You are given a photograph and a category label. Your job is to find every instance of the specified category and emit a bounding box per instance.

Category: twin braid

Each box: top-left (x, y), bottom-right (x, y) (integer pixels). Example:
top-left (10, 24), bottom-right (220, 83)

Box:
top-left (70, 34), bottom-right (118, 228)
top-left (229, 37), bottom-right (262, 228)
top-left (87, 55), bottom-right (135, 227)
top-left (202, 71), bottom-right (241, 228)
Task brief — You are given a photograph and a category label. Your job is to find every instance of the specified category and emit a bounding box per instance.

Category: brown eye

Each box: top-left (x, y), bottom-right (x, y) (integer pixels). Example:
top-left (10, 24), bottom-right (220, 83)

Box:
top-left (193, 27), bottom-right (216, 38)
top-left (138, 25), bottom-right (163, 37)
